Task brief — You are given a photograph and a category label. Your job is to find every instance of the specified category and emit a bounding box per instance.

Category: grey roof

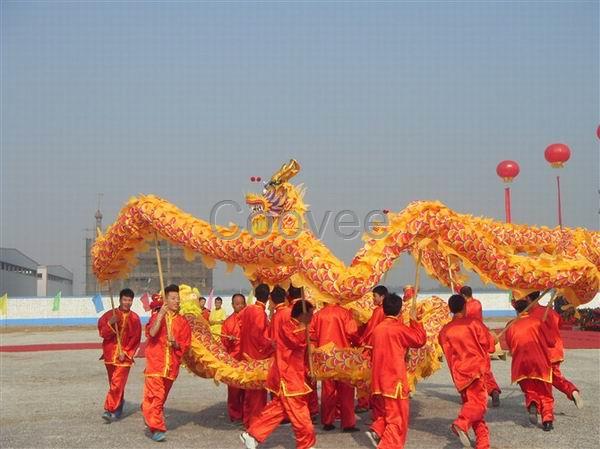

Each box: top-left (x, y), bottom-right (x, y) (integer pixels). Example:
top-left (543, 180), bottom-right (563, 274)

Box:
top-left (45, 265), bottom-right (73, 280)
top-left (0, 248), bottom-right (39, 269)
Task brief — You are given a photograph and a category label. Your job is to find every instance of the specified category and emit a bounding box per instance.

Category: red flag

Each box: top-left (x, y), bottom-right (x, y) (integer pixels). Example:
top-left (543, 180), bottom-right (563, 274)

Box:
top-left (140, 292), bottom-right (151, 312)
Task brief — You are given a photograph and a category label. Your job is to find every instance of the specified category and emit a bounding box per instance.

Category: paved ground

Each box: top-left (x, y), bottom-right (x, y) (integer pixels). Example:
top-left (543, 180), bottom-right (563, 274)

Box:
top-left (1, 329), bottom-right (598, 449)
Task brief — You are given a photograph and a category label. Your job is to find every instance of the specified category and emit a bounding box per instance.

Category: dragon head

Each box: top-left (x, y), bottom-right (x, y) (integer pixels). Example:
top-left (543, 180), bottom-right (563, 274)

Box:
top-left (245, 159), bottom-right (308, 236)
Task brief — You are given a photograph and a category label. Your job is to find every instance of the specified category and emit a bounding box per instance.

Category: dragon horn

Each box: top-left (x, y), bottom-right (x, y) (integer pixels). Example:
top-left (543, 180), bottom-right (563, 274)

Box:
top-left (269, 159), bottom-right (301, 186)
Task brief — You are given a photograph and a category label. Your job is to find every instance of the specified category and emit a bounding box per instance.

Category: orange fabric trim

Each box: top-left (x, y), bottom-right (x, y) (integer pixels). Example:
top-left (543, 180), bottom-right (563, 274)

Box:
top-left (513, 371), bottom-right (553, 385)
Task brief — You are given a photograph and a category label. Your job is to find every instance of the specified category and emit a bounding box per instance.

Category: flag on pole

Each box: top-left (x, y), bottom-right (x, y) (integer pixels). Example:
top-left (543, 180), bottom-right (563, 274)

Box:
top-left (0, 293), bottom-right (8, 316)
top-left (52, 291), bottom-right (61, 312)
top-left (206, 288), bottom-right (215, 310)
top-left (140, 292), bottom-right (151, 312)
top-left (91, 293), bottom-right (104, 313)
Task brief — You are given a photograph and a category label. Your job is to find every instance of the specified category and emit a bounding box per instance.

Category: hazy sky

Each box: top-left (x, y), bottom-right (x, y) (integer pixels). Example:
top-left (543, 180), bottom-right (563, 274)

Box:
top-left (2, 1), bottom-right (598, 295)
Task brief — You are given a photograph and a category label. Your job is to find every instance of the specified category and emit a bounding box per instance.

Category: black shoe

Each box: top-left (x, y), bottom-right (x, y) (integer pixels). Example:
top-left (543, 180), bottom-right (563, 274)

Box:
top-left (322, 424), bottom-right (335, 431)
top-left (491, 391), bottom-right (500, 408)
top-left (354, 406), bottom-right (368, 414)
top-left (527, 403), bottom-right (538, 426)
top-left (342, 427), bottom-right (360, 433)
top-left (542, 421), bottom-right (554, 432)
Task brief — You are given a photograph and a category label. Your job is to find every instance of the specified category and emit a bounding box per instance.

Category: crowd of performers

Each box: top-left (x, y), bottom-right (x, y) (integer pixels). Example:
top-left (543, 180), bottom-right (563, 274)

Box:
top-left (97, 283), bottom-right (583, 448)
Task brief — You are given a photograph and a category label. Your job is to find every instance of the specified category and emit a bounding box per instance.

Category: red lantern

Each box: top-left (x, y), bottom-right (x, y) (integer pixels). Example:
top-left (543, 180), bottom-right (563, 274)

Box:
top-left (496, 160), bottom-right (520, 182)
top-left (544, 143), bottom-right (571, 168)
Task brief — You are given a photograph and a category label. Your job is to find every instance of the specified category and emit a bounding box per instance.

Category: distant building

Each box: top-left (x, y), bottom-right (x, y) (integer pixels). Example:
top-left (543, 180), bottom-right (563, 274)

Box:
top-left (85, 208), bottom-right (212, 296)
top-left (0, 248), bottom-right (73, 297)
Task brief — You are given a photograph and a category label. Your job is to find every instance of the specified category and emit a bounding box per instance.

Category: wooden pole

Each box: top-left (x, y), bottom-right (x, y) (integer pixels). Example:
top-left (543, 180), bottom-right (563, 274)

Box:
top-left (410, 250), bottom-right (423, 319)
top-left (301, 286), bottom-right (315, 380)
top-left (447, 255), bottom-right (455, 293)
top-left (543, 290), bottom-right (558, 321)
top-left (108, 281), bottom-right (122, 354)
top-left (154, 233), bottom-right (171, 340)
top-left (498, 288), bottom-right (552, 339)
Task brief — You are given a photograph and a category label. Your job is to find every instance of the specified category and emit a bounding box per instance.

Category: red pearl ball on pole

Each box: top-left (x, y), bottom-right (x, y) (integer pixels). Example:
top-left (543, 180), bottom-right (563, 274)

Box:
top-left (496, 160), bottom-right (520, 224)
top-left (544, 143), bottom-right (570, 229)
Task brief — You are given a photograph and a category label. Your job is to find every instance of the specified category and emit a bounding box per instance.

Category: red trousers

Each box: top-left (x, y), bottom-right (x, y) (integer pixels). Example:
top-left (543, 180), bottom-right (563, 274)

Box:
top-left (307, 379), bottom-right (319, 415)
top-left (370, 396), bottom-right (409, 449)
top-left (243, 389), bottom-right (267, 428)
top-left (482, 370), bottom-right (501, 396)
top-left (552, 362), bottom-right (578, 399)
top-left (455, 379), bottom-right (490, 449)
top-left (371, 394), bottom-right (385, 423)
top-left (357, 387), bottom-right (370, 409)
top-left (142, 376), bottom-right (173, 433)
top-left (320, 380), bottom-right (355, 428)
top-left (104, 364), bottom-right (130, 413)
top-left (248, 394), bottom-right (316, 449)
top-left (227, 386), bottom-right (245, 422)
top-left (518, 379), bottom-right (554, 422)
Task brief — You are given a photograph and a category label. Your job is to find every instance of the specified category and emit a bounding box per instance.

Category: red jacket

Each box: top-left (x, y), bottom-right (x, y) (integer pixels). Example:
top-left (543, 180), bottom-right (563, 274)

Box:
top-left (98, 308), bottom-right (141, 367)
top-left (465, 298), bottom-right (483, 321)
top-left (360, 305), bottom-right (385, 347)
top-left (371, 316), bottom-right (427, 398)
top-left (505, 313), bottom-right (556, 384)
top-left (528, 303), bottom-right (564, 363)
top-left (269, 303), bottom-right (292, 341)
top-left (238, 301), bottom-right (273, 360)
top-left (144, 311), bottom-right (192, 380)
top-left (221, 312), bottom-right (242, 359)
top-left (266, 317), bottom-right (312, 397)
top-left (310, 303), bottom-right (359, 348)
top-left (439, 316), bottom-right (496, 391)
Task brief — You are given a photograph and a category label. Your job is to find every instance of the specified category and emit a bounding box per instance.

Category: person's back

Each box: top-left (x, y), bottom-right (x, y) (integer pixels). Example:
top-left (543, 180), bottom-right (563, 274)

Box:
top-left (311, 303), bottom-right (358, 348)
top-left (439, 316), bottom-right (495, 391)
top-left (528, 302), bottom-right (564, 363)
top-left (506, 313), bottom-right (555, 383)
top-left (238, 301), bottom-right (271, 359)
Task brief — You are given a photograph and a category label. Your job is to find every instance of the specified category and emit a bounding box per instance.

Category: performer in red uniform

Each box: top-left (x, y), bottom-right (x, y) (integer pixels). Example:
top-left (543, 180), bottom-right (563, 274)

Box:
top-left (311, 300), bottom-right (360, 432)
top-left (221, 293), bottom-right (247, 422)
top-left (241, 300), bottom-right (317, 449)
top-left (505, 299), bottom-right (556, 431)
top-left (199, 296), bottom-right (211, 321)
top-left (366, 293), bottom-right (427, 449)
top-left (238, 284), bottom-right (273, 428)
top-left (357, 285), bottom-right (388, 416)
top-left (98, 288), bottom-right (142, 422)
top-left (439, 295), bottom-right (496, 449)
top-left (460, 285), bottom-right (501, 407)
top-left (288, 284), bottom-right (319, 416)
top-left (525, 292), bottom-right (582, 408)
top-left (142, 284), bottom-right (192, 442)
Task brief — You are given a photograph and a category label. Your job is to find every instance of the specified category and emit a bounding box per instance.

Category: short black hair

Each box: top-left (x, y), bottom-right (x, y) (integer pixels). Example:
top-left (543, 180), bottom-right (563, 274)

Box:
top-left (459, 286), bottom-right (472, 298)
top-left (288, 284), bottom-right (303, 300)
top-left (232, 293), bottom-right (246, 303)
top-left (448, 294), bottom-right (466, 314)
top-left (199, 296), bottom-right (206, 302)
top-left (291, 299), bottom-right (314, 318)
top-left (383, 293), bottom-right (403, 316)
top-left (255, 284), bottom-right (270, 301)
top-left (527, 291), bottom-right (540, 301)
top-left (372, 285), bottom-right (389, 297)
top-left (119, 288), bottom-right (134, 299)
top-left (215, 296), bottom-right (223, 303)
top-left (271, 286), bottom-right (287, 304)
top-left (513, 299), bottom-right (528, 313)
top-left (164, 284), bottom-right (179, 295)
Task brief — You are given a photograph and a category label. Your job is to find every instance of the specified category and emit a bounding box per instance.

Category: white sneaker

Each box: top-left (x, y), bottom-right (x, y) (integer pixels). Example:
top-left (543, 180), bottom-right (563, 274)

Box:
top-left (365, 430), bottom-right (380, 448)
top-left (572, 391), bottom-right (583, 409)
top-left (239, 432), bottom-right (257, 449)
top-left (451, 424), bottom-right (472, 448)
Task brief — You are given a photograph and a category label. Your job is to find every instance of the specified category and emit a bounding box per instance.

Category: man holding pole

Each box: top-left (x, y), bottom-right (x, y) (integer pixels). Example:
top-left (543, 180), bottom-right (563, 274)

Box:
top-left (460, 285), bottom-right (502, 407)
top-left (98, 288), bottom-right (141, 422)
top-left (221, 293), bottom-right (247, 422)
top-left (240, 300), bottom-right (317, 449)
top-left (523, 291), bottom-right (582, 408)
top-left (505, 299), bottom-right (556, 431)
top-left (142, 284), bottom-right (192, 442)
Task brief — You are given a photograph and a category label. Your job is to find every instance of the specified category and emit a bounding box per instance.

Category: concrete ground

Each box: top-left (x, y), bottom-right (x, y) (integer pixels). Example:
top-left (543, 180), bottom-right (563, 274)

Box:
top-left (1, 328), bottom-right (598, 449)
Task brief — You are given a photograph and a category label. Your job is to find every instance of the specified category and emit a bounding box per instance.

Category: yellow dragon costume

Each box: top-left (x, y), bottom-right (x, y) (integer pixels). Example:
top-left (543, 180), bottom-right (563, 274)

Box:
top-left (91, 160), bottom-right (599, 389)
